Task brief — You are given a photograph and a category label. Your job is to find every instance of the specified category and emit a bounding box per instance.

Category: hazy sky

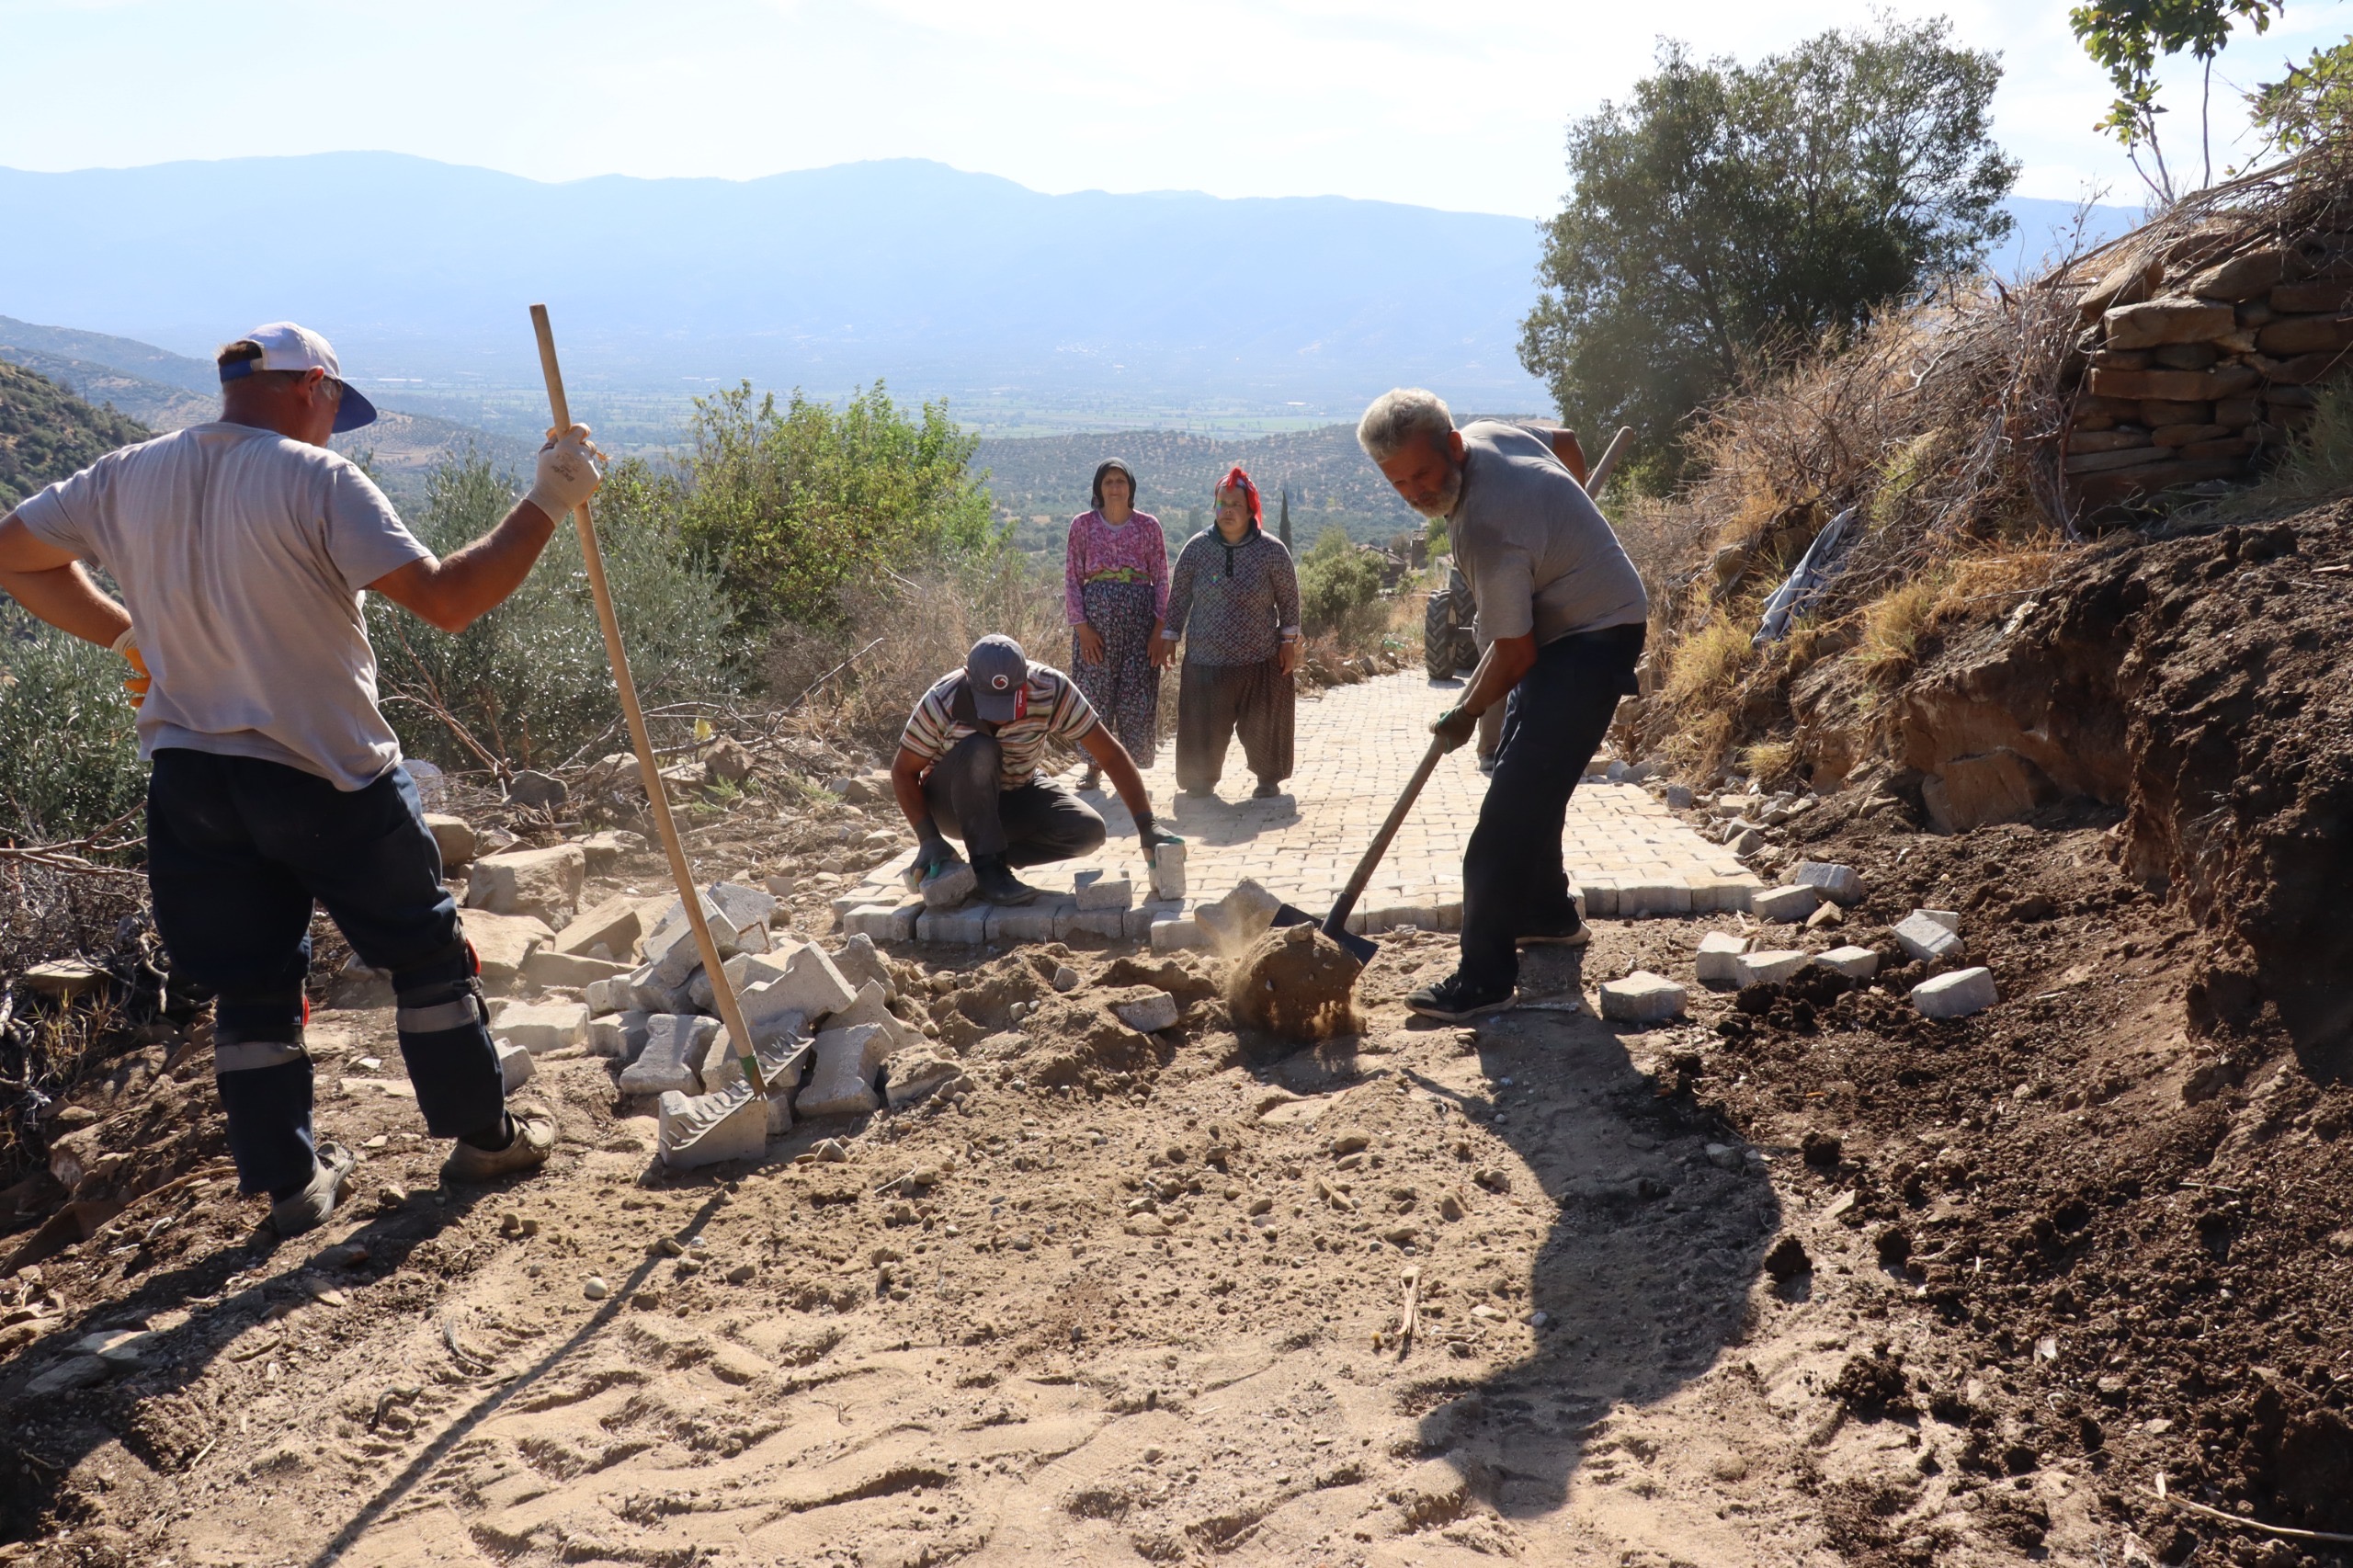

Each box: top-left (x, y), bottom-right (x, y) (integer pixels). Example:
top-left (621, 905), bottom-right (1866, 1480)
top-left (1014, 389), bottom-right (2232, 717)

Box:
top-left (4, 0), bottom-right (2348, 216)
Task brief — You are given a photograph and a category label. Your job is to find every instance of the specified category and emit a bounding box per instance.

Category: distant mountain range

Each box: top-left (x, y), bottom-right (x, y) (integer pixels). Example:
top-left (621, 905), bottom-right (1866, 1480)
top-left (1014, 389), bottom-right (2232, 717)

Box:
top-left (0, 153), bottom-right (2142, 438)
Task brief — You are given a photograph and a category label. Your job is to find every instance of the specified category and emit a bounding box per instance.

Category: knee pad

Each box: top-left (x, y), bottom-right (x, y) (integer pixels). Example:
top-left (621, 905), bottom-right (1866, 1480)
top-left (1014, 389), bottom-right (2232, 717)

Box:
top-left (214, 990), bottom-right (309, 1075)
top-left (392, 940), bottom-right (485, 1036)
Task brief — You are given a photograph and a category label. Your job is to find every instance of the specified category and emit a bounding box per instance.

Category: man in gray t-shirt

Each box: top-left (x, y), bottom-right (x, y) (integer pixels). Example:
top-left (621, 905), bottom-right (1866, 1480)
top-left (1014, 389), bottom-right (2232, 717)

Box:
top-left (1358, 388), bottom-right (1651, 1021)
top-left (0, 321), bottom-right (604, 1234)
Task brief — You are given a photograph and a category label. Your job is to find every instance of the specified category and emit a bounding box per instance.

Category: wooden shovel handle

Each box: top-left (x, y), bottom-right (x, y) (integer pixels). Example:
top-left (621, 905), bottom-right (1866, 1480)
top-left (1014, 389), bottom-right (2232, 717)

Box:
top-left (1324, 643), bottom-right (1494, 941)
top-left (529, 305), bottom-right (766, 1099)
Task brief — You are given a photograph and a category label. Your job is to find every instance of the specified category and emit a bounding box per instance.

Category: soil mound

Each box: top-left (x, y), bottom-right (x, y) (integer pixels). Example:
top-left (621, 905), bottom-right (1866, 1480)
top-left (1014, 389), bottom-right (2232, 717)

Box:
top-left (1226, 923), bottom-right (1360, 1041)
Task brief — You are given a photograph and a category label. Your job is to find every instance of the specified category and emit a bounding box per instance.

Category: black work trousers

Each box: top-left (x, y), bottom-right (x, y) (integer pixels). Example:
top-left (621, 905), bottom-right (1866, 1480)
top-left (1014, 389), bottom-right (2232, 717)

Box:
top-left (146, 750), bottom-right (507, 1198)
top-left (921, 733), bottom-right (1108, 866)
top-left (1458, 623), bottom-right (1645, 993)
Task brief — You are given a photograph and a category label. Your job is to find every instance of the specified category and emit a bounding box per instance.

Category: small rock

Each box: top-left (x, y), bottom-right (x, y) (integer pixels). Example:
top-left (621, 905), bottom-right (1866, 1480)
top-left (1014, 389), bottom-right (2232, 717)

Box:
top-left (506, 770), bottom-right (568, 812)
top-left (1111, 990), bottom-right (1181, 1033)
top-left (423, 813), bottom-right (478, 868)
top-left (813, 1138), bottom-right (849, 1163)
top-left (1051, 964), bottom-right (1081, 994)
top-left (1804, 901), bottom-right (1845, 930)
top-left (1763, 1235), bottom-right (1812, 1283)
top-left (1664, 783), bottom-right (1695, 809)
top-left (28, 1356), bottom-right (110, 1395)
top-left (1705, 1143), bottom-right (1743, 1170)
top-left (22, 960), bottom-right (108, 1000)
top-left (704, 735), bottom-right (756, 785)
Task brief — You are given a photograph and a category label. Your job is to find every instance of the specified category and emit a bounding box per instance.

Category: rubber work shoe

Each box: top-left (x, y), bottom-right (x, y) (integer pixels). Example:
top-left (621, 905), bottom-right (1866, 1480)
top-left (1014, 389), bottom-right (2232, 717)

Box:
top-left (1405, 974), bottom-right (1516, 1022)
top-left (269, 1141), bottom-right (358, 1238)
top-left (1252, 778), bottom-right (1283, 799)
top-left (1518, 918), bottom-right (1591, 949)
top-left (972, 854), bottom-right (1042, 906)
top-left (442, 1112), bottom-right (556, 1185)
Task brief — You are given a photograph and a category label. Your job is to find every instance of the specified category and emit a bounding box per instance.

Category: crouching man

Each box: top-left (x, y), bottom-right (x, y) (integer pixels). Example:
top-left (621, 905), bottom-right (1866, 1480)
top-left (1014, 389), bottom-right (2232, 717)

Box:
top-left (891, 634), bottom-right (1178, 905)
top-left (0, 323), bottom-right (605, 1234)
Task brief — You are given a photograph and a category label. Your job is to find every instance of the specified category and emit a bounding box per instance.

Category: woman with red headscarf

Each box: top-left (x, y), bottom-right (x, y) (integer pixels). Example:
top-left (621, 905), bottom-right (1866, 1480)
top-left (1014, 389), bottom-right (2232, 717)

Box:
top-left (1153, 466), bottom-right (1302, 800)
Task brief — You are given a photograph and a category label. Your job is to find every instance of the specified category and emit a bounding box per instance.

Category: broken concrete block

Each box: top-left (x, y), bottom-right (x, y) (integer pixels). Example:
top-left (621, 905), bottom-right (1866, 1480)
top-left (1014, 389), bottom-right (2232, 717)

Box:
top-left (701, 1026), bottom-right (807, 1096)
top-left (496, 1040), bottom-right (535, 1094)
top-left (1804, 901), bottom-right (1845, 930)
top-left (1073, 870), bottom-right (1134, 911)
top-left (1814, 946), bottom-right (1881, 981)
top-left (583, 975), bottom-right (631, 1017)
top-left (1192, 879), bottom-right (1282, 952)
top-left (1915, 908), bottom-right (1962, 934)
top-left (1112, 990), bottom-right (1181, 1033)
top-left (1122, 905), bottom-right (1157, 939)
top-left (460, 910), bottom-right (555, 994)
top-left (1790, 861), bottom-right (1865, 906)
top-left (921, 860), bottom-right (979, 910)
top-left (625, 961), bottom-right (693, 1016)
top-left (1749, 884), bottom-right (1820, 924)
top-left (1732, 949), bottom-right (1810, 987)
top-left (735, 980), bottom-right (809, 1051)
top-left (552, 894), bottom-right (642, 960)
top-left (587, 1009), bottom-right (651, 1062)
top-left (822, 981), bottom-right (919, 1053)
top-left (657, 1082), bottom-right (768, 1170)
top-left (795, 1023), bottom-right (892, 1117)
top-left (423, 812), bottom-right (478, 868)
top-left (1911, 966), bottom-right (1998, 1019)
top-left (708, 881), bottom-right (778, 935)
top-left (843, 902), bottom-right (922, 942)
top-left (21, 960), bottom-right (107, 1000)
top-left (752, 941), bottom-right (858, 1019)
top-left (1695, 931), bottom-right (1750, 985)
top-left (1617, 881), bottom-right (1693, 918)
top-left (1598, 971), bottom-right (1688, 1023)
top-left (1152, 914), bottom-right (1208, 952)
top-left (919, 906), bottom-right (992, 945)
top-left (619, 1014), bottom-right (717, 1096)
top-left (1051, 905), bottom-right (1127, 941)
top-left (464, 844), bottom-right (587, 924)
top-left (829, 933), bottom-right (894, 998)
top-left (494, 999), bottom-right (588, 1053)
top-left (644, 905), bottom-right (739, 988)
top-left (1894, 911), bottom-right (1966, 964)
top-left (1151, 840), bottom-right (1188, 901)
top-left (883, 1049), bottom-right (970, 1109)
top-left (990, 900), bottom-right (1072, 943)
top-left (523, 948), bottom-right (631, 991)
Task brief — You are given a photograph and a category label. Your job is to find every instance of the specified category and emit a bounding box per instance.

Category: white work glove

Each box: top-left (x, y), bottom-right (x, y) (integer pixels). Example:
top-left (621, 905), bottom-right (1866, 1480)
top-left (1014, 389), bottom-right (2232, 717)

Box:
top-left (525, 424), bottom-right (603, 523)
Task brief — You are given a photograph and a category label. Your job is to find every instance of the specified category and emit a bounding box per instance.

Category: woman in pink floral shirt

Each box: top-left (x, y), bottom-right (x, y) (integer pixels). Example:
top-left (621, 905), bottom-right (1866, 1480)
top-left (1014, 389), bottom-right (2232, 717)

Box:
top-left (1063, 459), bottom-right (1169, 789)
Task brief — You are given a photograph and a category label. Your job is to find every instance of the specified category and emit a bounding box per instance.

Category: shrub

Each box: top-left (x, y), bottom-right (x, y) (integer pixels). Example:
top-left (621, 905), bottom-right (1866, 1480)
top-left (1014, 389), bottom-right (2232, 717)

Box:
top-left (676, 381), bottom-right (996, 631)
top-left (1297, 527), bottom-right (1387, 643)
top-left (369, 450), bottom-right (752, 774)
top-left (0, 603), bottom-right (147, 845)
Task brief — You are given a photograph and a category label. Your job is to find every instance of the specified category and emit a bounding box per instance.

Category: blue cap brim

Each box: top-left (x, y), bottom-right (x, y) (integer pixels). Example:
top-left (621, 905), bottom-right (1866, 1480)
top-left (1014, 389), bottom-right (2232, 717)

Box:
top-left (972, 690), bottom-right (1020, 722)
top-left (331, 382), bottom-right (378, 434)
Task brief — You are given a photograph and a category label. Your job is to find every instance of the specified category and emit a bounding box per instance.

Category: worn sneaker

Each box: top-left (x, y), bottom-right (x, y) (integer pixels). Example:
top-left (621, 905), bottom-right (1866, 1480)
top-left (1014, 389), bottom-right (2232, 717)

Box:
top-left (269, 1141), bottom-right (358, 1237)
top-left (972, 854), bottom-right (1042, 906)
top-left (1518, 918), bottom-right (1591, 949)
top-left (1405, 973), bottom-right (1516, 1022)
top-left (441, 1112), bottom-right (556, 1185)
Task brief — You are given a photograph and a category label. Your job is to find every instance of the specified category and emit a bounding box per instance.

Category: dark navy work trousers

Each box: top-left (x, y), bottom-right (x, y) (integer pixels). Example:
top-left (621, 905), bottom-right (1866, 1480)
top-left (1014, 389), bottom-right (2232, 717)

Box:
top-left (1458, 623), bottom-right (1645, 993)
top-left (146, 749), bottom-right (505, 1197)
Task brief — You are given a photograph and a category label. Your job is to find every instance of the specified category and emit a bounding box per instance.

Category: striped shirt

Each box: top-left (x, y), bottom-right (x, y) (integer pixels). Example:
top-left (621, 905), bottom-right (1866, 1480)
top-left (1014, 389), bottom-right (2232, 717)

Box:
top-left (900, 663), bottom-right (1100, 789)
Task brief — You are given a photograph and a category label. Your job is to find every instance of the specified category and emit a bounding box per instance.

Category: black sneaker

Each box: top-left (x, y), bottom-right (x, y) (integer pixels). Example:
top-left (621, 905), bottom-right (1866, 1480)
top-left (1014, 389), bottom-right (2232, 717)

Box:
top-left (1405, 973), bottom-right (1516, 1022)
top-left (1518, 918), bottom-right (1590, 949)
top-left (972, 854), bottom-right (1042, 905)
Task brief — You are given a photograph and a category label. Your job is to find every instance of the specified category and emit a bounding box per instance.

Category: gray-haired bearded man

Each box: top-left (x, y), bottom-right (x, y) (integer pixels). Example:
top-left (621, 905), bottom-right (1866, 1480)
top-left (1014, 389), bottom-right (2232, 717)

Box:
top-left (0, 322), bottom-right (604, 1235)
top-left (1358, 387), bottom-right (1648, 1022)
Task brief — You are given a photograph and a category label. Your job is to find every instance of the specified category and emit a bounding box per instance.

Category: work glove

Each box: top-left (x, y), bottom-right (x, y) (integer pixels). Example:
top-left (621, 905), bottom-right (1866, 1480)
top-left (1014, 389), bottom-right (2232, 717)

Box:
top-left (111, 628), bottom-right (150, 710)
top-left (1134, 812), bottom-right (1184, 857)
top-left (903, 826), bottom-right (964, 892)
top-left (524, 423), bottom-right (604, 524)
top-left (1430, 705), bottom-right (1478, 753)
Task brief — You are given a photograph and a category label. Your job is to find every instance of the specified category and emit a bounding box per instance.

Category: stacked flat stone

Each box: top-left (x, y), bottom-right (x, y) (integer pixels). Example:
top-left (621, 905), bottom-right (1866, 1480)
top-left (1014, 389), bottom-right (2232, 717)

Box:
top-left (2066, 243), bottom-right (2353, 507)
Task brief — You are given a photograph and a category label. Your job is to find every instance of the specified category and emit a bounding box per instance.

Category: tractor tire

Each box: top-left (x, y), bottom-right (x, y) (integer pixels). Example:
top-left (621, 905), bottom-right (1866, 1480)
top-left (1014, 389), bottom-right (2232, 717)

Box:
top-left (1424, 582), bottom-right (1475, 678)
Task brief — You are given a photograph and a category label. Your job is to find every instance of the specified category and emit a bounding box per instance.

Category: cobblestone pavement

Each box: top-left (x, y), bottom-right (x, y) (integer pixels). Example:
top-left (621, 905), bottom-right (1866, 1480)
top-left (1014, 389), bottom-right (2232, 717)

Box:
top-left (838, 669), bottom-right (1758, 946)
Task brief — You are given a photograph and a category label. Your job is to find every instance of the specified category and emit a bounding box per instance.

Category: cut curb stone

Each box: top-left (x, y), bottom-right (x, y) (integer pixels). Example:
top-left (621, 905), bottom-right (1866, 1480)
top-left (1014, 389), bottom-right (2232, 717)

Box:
top-left (1750, 884), bottom-right (1820, 924)
top-left (1598, 971), bottom-right (1688, 1023)
top-left (1790, 861), bottom-right (1865, 905)
top-left (619, 1014), bottom-right (718, 1096)
top-left (1894, 912), bottom-right (1966, 964)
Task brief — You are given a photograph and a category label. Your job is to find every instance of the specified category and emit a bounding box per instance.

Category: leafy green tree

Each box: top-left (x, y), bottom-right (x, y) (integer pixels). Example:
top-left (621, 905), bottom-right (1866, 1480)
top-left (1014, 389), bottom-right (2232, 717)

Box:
top-left (2247, 33), bottom-right (2353, 156)
top-left (2070, 0), bottom-right (2284, 199)
top-left (1518, 19), bottom-right (2016, 478)
top-left (676, 381), bottom-right (996, 630)
top-left (1297, 526), bottom-right (1386, 642)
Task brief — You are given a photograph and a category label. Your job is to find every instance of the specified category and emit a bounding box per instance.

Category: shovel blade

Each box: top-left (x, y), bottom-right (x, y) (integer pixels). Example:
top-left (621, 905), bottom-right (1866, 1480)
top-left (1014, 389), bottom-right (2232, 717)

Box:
top-left (1268, 903), bottom-right (1380, 966)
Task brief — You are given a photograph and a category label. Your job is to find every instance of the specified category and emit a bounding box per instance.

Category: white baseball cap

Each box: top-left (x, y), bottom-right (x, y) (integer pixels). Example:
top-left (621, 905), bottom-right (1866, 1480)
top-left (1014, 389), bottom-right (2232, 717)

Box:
top-left (218, 321), bottom-right (378, 433)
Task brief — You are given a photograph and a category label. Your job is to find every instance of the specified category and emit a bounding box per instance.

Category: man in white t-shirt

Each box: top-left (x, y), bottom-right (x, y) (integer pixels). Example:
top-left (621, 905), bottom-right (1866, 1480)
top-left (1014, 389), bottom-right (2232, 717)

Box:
top-left (0, 323), bottom-right (604, 1235)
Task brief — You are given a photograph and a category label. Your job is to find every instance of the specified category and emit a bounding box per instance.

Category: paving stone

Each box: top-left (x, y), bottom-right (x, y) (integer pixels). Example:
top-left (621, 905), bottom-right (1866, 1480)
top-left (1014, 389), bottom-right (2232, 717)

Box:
top-left (706, 881), bottom-right (779, 933)
top-left (644, 905), bottom-right (739, 988)
top-left (823, 981), bottom-right (919, 1052)
top-left (587, 1010), bottom-right (652, 1062)
top-left (1152, 915), bottom-right (1209, 951)
top-left (492, 1000), bottom-right (589, 1053)
top-left (884, 1048), bottom-right (971, 1109)
top-left (1053, 906), bottom-right (1128, 941)
top-left (619, 1015), bottom-right (718, 1096)
top-left (1598, 971), bottom-right (1688, 1023)
top-left (918, 906), bottom-right (993, 945)
top-left (1689, 878), bottom-right (1755, 913)
top-left (829, 932), bottom-right (895, 998)
top-left (1122, 905), bottom-right (1158, 938)
top-left (796, 1023), bottom-right (893, 1117)
top-left (551, 893), bottom-right (642, 960)
top-left (464, 845), bottom-right (587, 923)
top-left (992, 900), bottom-right (1074, 943)
top-left (1895, 911), bottom-right (1967, 964)
top-left (1732, 949), bottom-right (1810, 987)
top-left (496, 1040), bottom-right (535, 1094)
top-left (657, 1082), bottom-right (768, 1170)
top-left (524, 949), bottom-right (631, 991)
top-left (460, 910), bottom-right (554, 994)
top-left (699, 1030), bottom-right (807, 1119)
top-left (736, 980), bottom-right (810, 1050)
top-left (755, 941), bottom-right (858, 1018)
top-left (1074, 870), bottom-right (1134, 911)
top-left (1151, 841), bottom-right (1188, 901)
top-left (1912, 966), bottom-right (1998, 1019)
top-left (1695, 931), bottom-right (1749, 985)
top-left (920, 860), bottom-right (979, 909)
top-left (625, 961), bottom-right (692, 1015)
top-left (423, 813), bottom-right (478, 867)
top-left (1750, 884), bottom-right (1821, 924)
top-left (1112, 990), bottom-right (1181, 1032)
top-left (1814, 946), bottom-right (1881, 981)
top-left (1194, 879), bottom-right (1283, 950)
top-left (1915, 908), bottom-right (1962, 934)
top-left (844, 901), bottom-right (922, 942)
top-left (583, 976), bottom-right (629, 1017)
top-left (1790, 860), bottom-right (1866, 905)
top-left (1616, 881), bottom-right (1693, 918)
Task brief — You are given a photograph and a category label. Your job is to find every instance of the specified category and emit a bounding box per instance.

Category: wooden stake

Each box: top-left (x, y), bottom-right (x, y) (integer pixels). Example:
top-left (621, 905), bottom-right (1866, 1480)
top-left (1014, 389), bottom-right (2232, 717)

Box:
top-left (1398, 1267), bottom-right (1423, 1361)
top-left (528, 305), bottom-right (767, 1101)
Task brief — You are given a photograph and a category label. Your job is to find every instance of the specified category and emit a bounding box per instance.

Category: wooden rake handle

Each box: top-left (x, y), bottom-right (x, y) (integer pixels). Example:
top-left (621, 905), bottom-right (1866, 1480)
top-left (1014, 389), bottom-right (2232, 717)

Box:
top-left (529, 305), bottom-right (767, 1100)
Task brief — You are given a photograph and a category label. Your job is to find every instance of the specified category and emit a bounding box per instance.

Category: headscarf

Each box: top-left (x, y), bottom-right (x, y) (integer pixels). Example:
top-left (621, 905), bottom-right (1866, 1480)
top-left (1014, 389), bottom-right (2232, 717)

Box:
top-left (1091, 458), bottom-right (1139, 513)
top-left (1214, 465), bottom-right (1263, 576)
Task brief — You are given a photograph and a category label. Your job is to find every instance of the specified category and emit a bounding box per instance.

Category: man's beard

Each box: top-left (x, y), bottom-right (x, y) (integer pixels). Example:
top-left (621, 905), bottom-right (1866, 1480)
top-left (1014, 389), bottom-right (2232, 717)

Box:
top-left (1404, 466), bottom-right (1461, 518)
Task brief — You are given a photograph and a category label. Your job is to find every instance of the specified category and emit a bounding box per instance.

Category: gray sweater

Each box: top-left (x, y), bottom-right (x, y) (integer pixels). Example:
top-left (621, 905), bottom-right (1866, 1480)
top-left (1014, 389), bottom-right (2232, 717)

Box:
top-left (1163, 528), bottom-right (1302, 666)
